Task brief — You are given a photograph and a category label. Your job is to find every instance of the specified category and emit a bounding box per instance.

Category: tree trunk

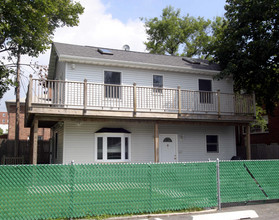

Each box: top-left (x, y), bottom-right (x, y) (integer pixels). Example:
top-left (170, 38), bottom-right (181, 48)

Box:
top-left (15, 47), bottom-right (21, 157)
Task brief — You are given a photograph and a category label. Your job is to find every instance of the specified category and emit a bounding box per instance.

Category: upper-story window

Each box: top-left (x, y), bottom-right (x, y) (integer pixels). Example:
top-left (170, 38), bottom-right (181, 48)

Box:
top-left (153, 75), bottom-right (163, 93)
top-left (2, 119), bottom-right (5, 123)
top-left (3, 113), bottom-right (5, 117)
top-left (199, 79), bottom-right (212, 103)
top-left (104, 71), bottom-right (121, 98)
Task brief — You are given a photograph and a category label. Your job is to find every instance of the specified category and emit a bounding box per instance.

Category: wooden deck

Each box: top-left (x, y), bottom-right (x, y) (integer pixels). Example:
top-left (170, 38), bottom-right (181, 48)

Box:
top-left (25, 78), bottom-right (255, 127)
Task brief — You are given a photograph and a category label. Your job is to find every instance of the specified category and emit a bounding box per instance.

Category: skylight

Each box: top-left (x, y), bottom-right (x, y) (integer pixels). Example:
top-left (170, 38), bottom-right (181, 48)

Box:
top-left (182, 57), bottom-right (200, 64)
top-left (98, 48), bottom-right (113, 55)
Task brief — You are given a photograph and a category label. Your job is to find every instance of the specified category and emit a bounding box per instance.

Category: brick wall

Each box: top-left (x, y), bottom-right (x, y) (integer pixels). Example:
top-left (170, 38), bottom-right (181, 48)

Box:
top-left (7, 104), bottom-right (50, 141)
top-left (0, 112), bottom-right (8, 124)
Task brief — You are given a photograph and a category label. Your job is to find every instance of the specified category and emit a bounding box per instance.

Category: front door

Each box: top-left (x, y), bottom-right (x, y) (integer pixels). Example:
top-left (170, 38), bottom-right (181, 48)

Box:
top-left (159, 134), bottom-right (177, 162)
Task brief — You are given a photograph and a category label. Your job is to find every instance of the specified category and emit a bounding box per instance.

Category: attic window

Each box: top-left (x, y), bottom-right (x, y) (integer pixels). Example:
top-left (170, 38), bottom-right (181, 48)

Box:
top-left (182, 57), bottom-right (200, 64)
top-left (98, 48), bottom-right (113, 55)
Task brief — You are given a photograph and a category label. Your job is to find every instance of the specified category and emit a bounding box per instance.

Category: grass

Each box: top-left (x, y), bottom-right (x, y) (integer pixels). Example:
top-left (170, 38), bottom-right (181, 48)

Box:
top-left (51, 207), bottom-right (205, 220)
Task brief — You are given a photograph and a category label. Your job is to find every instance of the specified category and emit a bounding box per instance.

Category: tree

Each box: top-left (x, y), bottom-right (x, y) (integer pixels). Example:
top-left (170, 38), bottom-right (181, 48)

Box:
top-left (143, 6), bottom-right (223, 58)
top-left (211, 0), bottom-right (279, 113)
top-left (0, 0), bottom-right (84, 156)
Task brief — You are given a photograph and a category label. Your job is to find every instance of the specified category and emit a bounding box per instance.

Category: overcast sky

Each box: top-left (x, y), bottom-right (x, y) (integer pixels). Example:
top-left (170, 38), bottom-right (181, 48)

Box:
top-left (0, 0), bottom-right (226, 111)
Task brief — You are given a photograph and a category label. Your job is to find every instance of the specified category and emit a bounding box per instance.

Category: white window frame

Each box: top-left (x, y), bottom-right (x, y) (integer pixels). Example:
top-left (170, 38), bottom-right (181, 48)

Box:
top-left (198, 78), bottom-right (213, 104)
top-left (103, 70), bottom-right (122, 100)
top-left (206, 134), bottom-right (219, 153)
top-left (95, 133), bottom-right (131, 162)
top-left (152, 74), bottom-right (164, 94)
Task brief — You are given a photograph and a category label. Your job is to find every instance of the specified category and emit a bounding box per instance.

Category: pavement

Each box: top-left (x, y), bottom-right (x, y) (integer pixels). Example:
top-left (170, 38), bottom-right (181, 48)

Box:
top-left (86, 201), bottom-right (279, 220)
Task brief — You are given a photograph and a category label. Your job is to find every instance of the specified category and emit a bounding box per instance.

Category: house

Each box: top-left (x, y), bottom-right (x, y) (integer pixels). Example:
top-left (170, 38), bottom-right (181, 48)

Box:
top-left (0, 112), bottom-right (8, 134)
top-left (1, 99), bottom-right (51, 164)
top-left (6, 99), bottom-right (50, 141)
top-left (25, 42), bottom-right (255, 165)
top-left (236, 105), bottom-right (279, 159)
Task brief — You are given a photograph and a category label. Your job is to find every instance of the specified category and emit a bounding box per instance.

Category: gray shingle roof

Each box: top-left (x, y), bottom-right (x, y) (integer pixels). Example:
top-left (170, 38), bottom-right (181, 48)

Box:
top-left (53, 42), bottom-right (220, 72)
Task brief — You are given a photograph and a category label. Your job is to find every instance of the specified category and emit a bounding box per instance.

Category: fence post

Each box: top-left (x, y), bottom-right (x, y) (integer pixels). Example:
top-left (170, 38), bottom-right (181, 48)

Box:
top-left (149, 163), bottom-right (152, 213)
top-left (69, 160), bottom-right (75, 220)
top-left (133, 83), bottom-right (137, 116)
top-left (177, 86), bottom-right (181, 116)
top-left (216, 158), bottom-right (221, 210)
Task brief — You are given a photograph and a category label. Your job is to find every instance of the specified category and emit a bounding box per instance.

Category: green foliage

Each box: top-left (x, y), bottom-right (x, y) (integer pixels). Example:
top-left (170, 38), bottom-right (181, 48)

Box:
top-left (1, 0), bottom-right (84, 56)
top-left (0, 128), bottom-right (3, 135)
top-left (143, 6), bottom-right (223, 59)
top-left (0, 0), bottom-right (84, 98)
top-left (251, 106), bottom-right (268, 131)
top-left (211, 0), bottom-right (279, 113)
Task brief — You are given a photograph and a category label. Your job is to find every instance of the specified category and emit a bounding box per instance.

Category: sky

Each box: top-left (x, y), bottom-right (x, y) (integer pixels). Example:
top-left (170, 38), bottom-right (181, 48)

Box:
top-left (0, 0), bottom-right (226, 111)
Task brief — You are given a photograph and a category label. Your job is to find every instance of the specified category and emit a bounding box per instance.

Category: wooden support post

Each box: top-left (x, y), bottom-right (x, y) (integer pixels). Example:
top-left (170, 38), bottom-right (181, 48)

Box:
top-left (217, 90), bottom-right (221, 118)
top-left (154, 122), bottom-right (159, 163)
top-left (252, 92), bottom-right (256, 118)
top-left (83, 79), bottom-right (87, 113)
top-left (31, 119), bottom-right (39, 165)
top-left (177, 86), bottom-right (181, 116)
top-left (133, 83), bottom-right (137, 116)
top-left (28, 75), bottom-right (33, 109)
top-left (246, 124), bottom-right (251, 160)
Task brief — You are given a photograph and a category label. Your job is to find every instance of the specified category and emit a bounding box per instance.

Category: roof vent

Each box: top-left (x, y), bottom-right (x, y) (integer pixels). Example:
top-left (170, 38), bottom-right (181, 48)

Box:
top-left (122, 44), bottom-right (130, 51)
top-left (98, 48), bottom-right (113, 55)
top-left (182, 57), bottom-right (200, 64)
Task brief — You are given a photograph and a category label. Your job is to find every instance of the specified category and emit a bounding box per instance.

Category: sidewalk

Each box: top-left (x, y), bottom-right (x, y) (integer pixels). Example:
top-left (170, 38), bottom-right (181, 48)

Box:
top-left (84, 201), bottom-right (279, 220)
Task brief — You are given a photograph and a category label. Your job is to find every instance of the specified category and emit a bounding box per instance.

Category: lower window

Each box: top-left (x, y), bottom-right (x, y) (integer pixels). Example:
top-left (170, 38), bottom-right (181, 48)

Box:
top-left (206, 135), bottom-right (218, 153)
top-left (95, 133), bottom-right (131, 162)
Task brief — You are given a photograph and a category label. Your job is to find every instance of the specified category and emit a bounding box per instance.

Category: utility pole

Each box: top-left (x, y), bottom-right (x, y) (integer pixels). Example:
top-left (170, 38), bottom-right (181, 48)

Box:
top-left (15, 46), bottom-right (21, 157)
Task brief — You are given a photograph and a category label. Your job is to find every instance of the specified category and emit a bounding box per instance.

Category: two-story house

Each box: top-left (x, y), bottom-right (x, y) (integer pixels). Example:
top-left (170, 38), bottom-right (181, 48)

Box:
top-left (25, 42), bottom-right (255, 164)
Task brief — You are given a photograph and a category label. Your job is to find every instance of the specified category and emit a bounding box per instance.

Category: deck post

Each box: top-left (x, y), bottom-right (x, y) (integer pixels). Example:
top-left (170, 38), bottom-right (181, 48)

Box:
top-left (133, 83), bottom-right (137, 116)
top-left (177, 86), bottom-right (181, 116)
top-left (246, 124), bottom-right (251, 160)
top-left (217, 90), bottom-right (221, 117)
top-left (28, 75), bottom-right (33, 109)
top-left (154, 121), bottom-right (159, 163)
top-left (31, 118), bottom-right (39, 165)
top-left (252, 92), bottom-right (256, 118)
top-left (83, 79), bottom-right (87, 112)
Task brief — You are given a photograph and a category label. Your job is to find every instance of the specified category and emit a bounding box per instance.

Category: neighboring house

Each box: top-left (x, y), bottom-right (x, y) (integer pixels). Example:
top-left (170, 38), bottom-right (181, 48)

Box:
top-left (0, 112), bottom-right (9, 134)
top-left (25, 42), bottom-right (255, 164)
top-left (6, 99), bottom-right (50, 141)
top-left (236, 105), bottom-right (279, 159)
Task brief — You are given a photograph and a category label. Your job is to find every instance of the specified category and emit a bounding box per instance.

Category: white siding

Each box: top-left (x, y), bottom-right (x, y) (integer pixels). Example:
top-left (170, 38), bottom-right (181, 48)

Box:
top-left (63, 120), bottom-right (155, 164)
top-left (62, 120), bottom-right (236, 164)
top-left (159, 124), bottom-right (236, 161)
top-left (55, 62), bottom-right (66, 80)
top-left (65, 63), bottom-right (233, 93)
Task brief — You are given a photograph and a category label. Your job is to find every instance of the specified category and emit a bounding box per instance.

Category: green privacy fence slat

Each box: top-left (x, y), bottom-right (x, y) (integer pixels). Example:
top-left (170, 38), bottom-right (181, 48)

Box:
top-left (1, 160), bottom-right (279, 220)
top-left (244, 160), bottom-right (279, 199)
top-left (219, 160), bottom-right (279, 203)
top-left (0, 162), bottom-right (216, 220)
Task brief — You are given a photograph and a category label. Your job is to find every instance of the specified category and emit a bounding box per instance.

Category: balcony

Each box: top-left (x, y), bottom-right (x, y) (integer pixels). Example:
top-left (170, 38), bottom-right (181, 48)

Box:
top-left (25, 78), bottom-right (255, 126)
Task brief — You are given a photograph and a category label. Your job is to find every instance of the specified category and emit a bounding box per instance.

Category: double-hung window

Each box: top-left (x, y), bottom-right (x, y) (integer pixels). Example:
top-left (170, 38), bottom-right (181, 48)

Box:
top-left (104, 71), bottom-right (121, 98)
top-left (95, 128), bottom-right (131, 162)
top-left (199, 79), bottom-right (212, 104)
top-left (153, 75), bottom-right (163, 93)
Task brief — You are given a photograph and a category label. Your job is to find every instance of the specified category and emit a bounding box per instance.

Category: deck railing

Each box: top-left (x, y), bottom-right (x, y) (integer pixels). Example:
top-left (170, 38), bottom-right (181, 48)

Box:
top-left (27, 78), bottom-right (255, 116)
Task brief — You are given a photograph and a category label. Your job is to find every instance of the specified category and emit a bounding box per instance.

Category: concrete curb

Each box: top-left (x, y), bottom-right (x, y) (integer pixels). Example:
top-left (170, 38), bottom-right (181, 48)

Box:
top-left (79, 208), bottom-right (217, 220)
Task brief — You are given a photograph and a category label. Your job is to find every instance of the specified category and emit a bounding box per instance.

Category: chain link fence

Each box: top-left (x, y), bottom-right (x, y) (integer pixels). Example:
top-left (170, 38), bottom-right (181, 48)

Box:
top-left (0, 160), bottom-right (278, 219)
